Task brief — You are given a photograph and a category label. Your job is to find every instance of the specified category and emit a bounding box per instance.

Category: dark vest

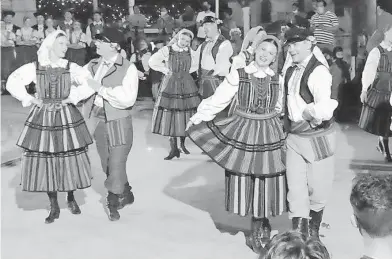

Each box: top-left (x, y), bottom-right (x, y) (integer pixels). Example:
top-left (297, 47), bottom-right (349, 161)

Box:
top-left (58, 21), bottom-right (74, 32)
top-left (89, 22), bottom-right (104, 37)
top-left (83, 55), bottom-right (133, 122)
top-left (283, 55), bottom-right (335, 131)
top-left (198, 34), bottom-right (228, 73)
top-left (32, 24), bottom-right (47, 31)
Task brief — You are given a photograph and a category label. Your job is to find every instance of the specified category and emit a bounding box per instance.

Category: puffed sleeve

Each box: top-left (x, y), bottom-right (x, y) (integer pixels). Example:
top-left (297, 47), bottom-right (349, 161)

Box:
top-left (190, 68), bottom-right (240, 124)
top-left (148, 46), bottom-right (170, 74)
top-left (6, 62), bottom-right (36, 107)
top-left (67, 62), bottom-right (95, 105)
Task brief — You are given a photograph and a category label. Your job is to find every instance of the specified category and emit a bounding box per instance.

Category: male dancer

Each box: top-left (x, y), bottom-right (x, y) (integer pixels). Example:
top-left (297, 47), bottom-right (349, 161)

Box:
top-left (195, 16), bottom-right (233, 99)
top-left (282, 26), bottom-right (338, 240)
top-left (83, 27), bottom-right (139, 221)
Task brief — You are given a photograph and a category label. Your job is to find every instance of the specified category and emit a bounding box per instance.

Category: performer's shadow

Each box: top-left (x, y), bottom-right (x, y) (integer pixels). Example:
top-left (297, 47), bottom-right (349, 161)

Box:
top-left (163, 162), bottom-right (252, 236)
top-left (9, 172), bottom-right (88, 211)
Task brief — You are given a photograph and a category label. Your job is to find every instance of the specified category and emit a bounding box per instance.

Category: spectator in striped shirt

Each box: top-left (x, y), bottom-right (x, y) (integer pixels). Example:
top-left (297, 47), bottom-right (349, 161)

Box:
top-left (310, 0), bottom-right (339, 52)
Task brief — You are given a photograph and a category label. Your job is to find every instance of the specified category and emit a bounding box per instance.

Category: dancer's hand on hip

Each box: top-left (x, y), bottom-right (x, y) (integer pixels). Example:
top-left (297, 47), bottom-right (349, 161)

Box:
top-left (360, 91), bottom-right (367, 103)
top-left (61, 98), bottom-right (73, 105)
top-left (186, 121), bottom-right (193, 131)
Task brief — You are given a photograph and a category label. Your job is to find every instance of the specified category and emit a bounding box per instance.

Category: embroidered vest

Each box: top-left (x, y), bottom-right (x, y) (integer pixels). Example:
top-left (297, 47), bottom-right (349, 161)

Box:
top-left (283, 55), bottom-right (335, 133)
top-left (84, 56), bottom-right (133, 122)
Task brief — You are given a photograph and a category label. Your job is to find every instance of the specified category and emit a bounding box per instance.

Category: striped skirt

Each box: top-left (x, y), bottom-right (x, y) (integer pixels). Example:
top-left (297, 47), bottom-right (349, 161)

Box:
top-left (359, 87), bottom-right (392, 137)
top-left (152, 72), bottom-right (201, 137)
top-left (198, 69), bottom-right (223, 99)
top-left (187, 111), bottom-right (286, 175)
top-left (225, 170), bottom-right (287, 217)
top-left (17, 103), bottom-right (93, 192)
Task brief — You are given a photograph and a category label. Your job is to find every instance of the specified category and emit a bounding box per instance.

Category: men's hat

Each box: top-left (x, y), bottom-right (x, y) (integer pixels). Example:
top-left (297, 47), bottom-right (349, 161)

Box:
top-left (294, 15), bottom-right (310, 28)
top-left (34, 11), bottom-right (45, 17)
top-left (284, 26), bottom-right (313, 45)
top-left (2, 10), bottom-right (15, 17)
top-left (95, 27), bottom-right (124, 43)
top-left (201, 16), bottom-right (220, 25)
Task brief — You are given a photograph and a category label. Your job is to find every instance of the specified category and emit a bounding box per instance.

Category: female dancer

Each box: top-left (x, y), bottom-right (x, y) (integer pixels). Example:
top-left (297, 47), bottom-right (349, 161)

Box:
top-left (359, 25), bottom-right (392, 161)
top-left (6, 30), bottom-right (95, 224)
top-left (15, 16), bottom-right (38, 68)
top-left (149, 29), bottom-right (201, 160)
top-left (65, 20), bottom-right (87, 66)
top-left (186, 35), bottom-right (286, 253)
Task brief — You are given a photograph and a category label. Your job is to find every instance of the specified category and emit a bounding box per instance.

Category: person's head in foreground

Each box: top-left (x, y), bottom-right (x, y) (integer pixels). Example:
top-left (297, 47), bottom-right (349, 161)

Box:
top-left (94, 28), bottom-right (124, 58)
top-left (350, 174), bottom-right (392, 259)
top-left (262, 231), bottom-right (330, 259)
top-left (284, 26), bottom-right (314, 64)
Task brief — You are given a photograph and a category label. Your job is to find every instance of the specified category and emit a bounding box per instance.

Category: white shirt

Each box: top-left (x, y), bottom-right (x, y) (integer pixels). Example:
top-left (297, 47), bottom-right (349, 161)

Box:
top-left (190, 61), bottom-right (284, 124)
top-left (362, 41), bottom-right (392, 92)
top-left (194, 35), bottom-right (233, 77)
top-left (85, 21), bottom-right (103, 46)
top-left (83, 54), bottom-right (139, 109)
top-left (196, 11), bottom-right (215, 38)
top-left (285, 54), bottom-right (337, 126)
top-left (148, 45), bottom-right (198, 75)
top-left (6, 60), bottom-right (94, 107)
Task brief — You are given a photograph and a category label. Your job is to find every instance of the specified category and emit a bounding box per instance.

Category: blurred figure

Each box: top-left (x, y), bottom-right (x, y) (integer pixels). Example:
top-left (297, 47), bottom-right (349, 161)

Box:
top-left (157, 7), bottom-right (175, 42)
top-left (262, 231), bottom-right (331, 259)
top-left (32, 11), bottom-right (46, 46)
top-left (66, 20), bottom-right (87, 66)
top-left (149, 39), bottom-right (165, 101)
top-left (15, 17), bottom-right (38, 69)
top-left (196, 0), bottom-right (215, 41)
top-left (130, 37), bottom-right (152, 99)
top-left (45, 16), bottom-right (56, 36)
top-left (126, 6), bottom-right (147, 41)
top-left (178, 5), bottom-right (197, 34)
top-left (220, 7), bottom-right (236, 40)
top-left (350, 174), bottom-right (392, 259)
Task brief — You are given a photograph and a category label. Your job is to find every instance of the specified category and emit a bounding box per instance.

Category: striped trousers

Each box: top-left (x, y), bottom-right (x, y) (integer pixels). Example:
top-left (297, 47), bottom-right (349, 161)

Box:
top-left (285, 132), bottom-right (336, 219)
top-left (92, 115), bottom-right (133, 195)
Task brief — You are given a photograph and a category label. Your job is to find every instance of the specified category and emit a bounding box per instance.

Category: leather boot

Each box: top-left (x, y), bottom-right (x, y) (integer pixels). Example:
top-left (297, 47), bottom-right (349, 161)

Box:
top-left (107, 192), bottom-right (120, 221)
top-left (292, 217), bottom-right (309, 238)
top-left (67, 191), bottom-right (81, 215)
top-left (246, 217), bottom-right (271, 254)
top-left (118, 182), bottom-right (135, 210)
top-left (164, 137), bottom-right (180, 160)
top-left (45, 192), bottom-right (60, 224)
top-left (180, 136), bottom-right (190, 154)
top-left (309, 210), bottom-right (323, 240)
top-left (383, 138), bottom-right (392, 162)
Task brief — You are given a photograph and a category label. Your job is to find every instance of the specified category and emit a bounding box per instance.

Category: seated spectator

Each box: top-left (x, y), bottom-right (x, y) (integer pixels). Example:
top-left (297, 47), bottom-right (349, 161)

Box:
top-left (261, 231), bottom-right (331, 259)
top-left (229, 28), bottom-right (242, 56)
top-left (350, 174), bottom-right (392, 259)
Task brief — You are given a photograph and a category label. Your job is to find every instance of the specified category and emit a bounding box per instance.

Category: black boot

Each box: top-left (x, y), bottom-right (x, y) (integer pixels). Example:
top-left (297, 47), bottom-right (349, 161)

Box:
top-left (292, 217), bottom-right (309, 238)
top-left (164, 137), bottom-right (180, 160)
top-left (117, 182), bottom-right (135, 210)
top-left (246, 217), bottom-right (271, 254)
top-left (67, 191), bottom-right (81, 215)
top-left (45, 192), bottom-right (60, 224)
top-left (180, 137), bottom-right (190, 154)
top-left (309, 210), bottom-right (323, 240)
top-left (383, 138), bottom-right (392, 162)
top-left (107, 192), bottom-right (120, 221)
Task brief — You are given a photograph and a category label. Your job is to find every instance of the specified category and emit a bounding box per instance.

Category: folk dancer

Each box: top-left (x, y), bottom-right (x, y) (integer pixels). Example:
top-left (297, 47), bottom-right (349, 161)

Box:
top-left (359, 25), bottom-right (392, 162)
top-left (186, 35), bottom-right (286, 253)
top-left (282, 26), bottom-right (338, 240)
top-left (6, 30), bottom-right (95, 224)
top-left (82, 28), bottom-right (138, 221)
top-left (149, 29), bottom-right (201, 160)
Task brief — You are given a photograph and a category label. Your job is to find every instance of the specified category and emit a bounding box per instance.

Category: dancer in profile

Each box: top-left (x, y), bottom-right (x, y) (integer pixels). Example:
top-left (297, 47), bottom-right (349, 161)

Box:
top-left (359, 25), bottom-right (392, 162)
top-left (6, 30), bottom-right (95, 224)
top-left (186, 34), bottom-right (286, 253)
top-left (149, 29), bottom-right (201, 160)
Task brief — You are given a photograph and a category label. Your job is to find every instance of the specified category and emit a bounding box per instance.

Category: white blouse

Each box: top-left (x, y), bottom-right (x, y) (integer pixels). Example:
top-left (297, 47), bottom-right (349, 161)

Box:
top-left (362, 41), bottom-right (392, 92)
top-left (190, 61), bottom-right (284, 125)
top-left (6, 59), bottom-right (94, 107)
top-left (148, 45), bottom-right (199, 74)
